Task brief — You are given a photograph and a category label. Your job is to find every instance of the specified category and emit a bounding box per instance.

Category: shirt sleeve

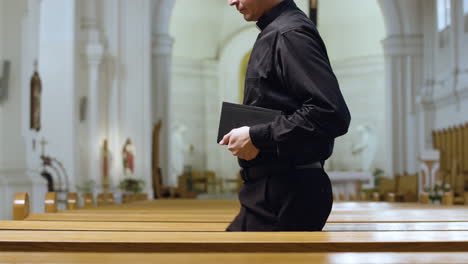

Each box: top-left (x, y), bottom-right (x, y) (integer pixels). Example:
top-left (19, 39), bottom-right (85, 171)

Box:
top-left (249, 26), bottom-right (351, 156)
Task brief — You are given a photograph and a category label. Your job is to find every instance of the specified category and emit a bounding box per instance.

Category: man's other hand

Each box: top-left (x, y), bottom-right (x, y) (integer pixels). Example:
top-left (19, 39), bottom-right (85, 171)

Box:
top-left (218, 126), bottom-right (260, 160)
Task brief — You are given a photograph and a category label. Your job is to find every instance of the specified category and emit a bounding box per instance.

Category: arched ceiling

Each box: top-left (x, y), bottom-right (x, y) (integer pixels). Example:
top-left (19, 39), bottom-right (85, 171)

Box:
top-left (378, 0), bottom-right (423, 36)
top-left (168, 0), bottom-right (309, 60)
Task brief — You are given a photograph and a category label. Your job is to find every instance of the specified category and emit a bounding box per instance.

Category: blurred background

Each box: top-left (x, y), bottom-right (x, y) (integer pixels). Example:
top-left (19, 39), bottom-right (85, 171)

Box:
top-left (0, 0), bottom-right (467, 219)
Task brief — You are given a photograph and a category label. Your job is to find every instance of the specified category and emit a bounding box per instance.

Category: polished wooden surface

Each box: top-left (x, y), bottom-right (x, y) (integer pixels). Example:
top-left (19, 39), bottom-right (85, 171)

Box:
top-left (22, 199), bottom-right (468, 223)
top-left (1, 252), bottom-right (468, 264)
top-left (3, 221), bottom-right (468, 232)
top-left (44, 192), bottom-right (57, 213)
top-left (66, 192), bottom-right (78, 210)
top-left (26, 210), bottom-right (468, 223)
top-left (61, 200), bottom-right (464, 211)
top-left (12, 192), bottom-right (29, 221)
top-left (83, 193), bottom-right (94, 208)
top-left (0, 221), bottom-right (228, 232)
top-left (4, 194), bottom-right (468, 262)
top-left (0, 230), bottom-right (468, 252)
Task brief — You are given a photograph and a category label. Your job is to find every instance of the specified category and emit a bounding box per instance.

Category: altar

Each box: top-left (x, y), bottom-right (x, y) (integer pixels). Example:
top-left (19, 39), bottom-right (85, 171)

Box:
top-left (327, 171), bottom-right (373, 200)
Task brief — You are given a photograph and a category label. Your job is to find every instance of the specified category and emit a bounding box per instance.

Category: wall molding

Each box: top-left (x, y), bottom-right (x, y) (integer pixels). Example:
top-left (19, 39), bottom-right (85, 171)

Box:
top-left (332, 55), bottom-right (385, 77)
top-left (172, 57), bottom-right (218, 78)
top-left (382, 35), bottom-right (424, 56)
top-left (422, 70), bottom-right (468, 110)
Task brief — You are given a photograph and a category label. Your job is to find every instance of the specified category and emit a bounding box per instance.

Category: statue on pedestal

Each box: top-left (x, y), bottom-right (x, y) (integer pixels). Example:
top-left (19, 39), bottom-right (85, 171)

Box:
top-left (351, 124), bottom-right (377, 172)
top-left (122, 138), bottom-right (135, 177)
top-left (170, 122), bottom-right (188, 186)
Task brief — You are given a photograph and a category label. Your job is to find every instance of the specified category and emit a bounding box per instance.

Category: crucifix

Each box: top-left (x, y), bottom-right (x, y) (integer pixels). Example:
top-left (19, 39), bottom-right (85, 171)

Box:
top-left (309, 0), bottom-right (318, 25)
top-left (38, 137), bottom-right (69, 195)
top-left (39, 137), bottom-right (54, 192)
top-left (40, 137), bottom-right (48, 157)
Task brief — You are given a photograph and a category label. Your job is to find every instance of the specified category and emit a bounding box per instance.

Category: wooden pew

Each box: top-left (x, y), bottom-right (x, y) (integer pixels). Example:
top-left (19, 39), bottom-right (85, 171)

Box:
top-left (4, 192), bottom-right (468, 262)
top-left (83, 193), bottom-right (94, 208)
top-left (22, 211), bottom-right (468, 223)
top-left (16, 193), bottom-right (468, 223)
top-left (10, 193), bottom-right (468, 232)
top-left (44, 192), bottom-right (57, 213)
top-left (66, 193), bottom-right (78, 210)
top-left (12, 192), bottom-right (29, 221)
top-left (1, 230), bottom-right (468, 252)
top-left (1, 252), bottom-right (468, 264)
top-left (3, 220), bottom-right (468, 232)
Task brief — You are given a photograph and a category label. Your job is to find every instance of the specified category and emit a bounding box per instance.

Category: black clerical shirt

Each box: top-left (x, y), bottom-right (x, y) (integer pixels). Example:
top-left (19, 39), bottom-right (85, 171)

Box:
top-left (238, 0), bottom-right (351, 168)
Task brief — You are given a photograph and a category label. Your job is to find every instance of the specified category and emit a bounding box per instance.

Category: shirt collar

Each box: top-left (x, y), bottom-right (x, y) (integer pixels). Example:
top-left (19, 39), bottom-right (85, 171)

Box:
top-left (256, 0), bottom-right (295, 31)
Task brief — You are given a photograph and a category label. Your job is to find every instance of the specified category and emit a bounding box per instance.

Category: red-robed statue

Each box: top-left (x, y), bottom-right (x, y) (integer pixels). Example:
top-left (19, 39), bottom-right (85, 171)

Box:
top-left (122, 138), bottom-right (135, 177)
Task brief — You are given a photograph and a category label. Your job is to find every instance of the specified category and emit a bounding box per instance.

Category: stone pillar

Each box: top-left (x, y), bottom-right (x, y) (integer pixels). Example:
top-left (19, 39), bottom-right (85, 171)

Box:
top-left (202, 61), bottom-right (220, 176)
top-left (83, 0), bottom-right (104, 189)
top-left (382, 35), bottom-right (424, 177)
top-left (86, 46), bottom-right (103, 187)
top-left (451, 0), bottom-right (466, 99)
top-left (417, 80), bottom-right (436, 150)
top-left (152, 33), bottom-right (174, 186)
top-left (417, 0), bottom-right (436, 152)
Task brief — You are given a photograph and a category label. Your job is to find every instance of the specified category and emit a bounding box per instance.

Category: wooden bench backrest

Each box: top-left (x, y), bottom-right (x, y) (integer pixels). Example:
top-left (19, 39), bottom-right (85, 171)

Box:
top-left (12, 193), bottom-right (29, 220)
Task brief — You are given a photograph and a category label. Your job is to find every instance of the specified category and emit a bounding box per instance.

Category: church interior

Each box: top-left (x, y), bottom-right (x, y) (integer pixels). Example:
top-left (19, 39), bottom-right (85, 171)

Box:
top-left (1, 0), bottom-right (468, 263)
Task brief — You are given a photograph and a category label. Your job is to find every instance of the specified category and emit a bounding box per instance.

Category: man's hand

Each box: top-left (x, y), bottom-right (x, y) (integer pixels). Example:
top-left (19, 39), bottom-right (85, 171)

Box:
top-left (218, 126), bottom-right (260, 160)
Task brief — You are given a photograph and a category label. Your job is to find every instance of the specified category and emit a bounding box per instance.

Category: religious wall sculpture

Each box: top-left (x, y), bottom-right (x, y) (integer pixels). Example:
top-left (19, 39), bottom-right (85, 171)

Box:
top-left (351, 124), bottom-right (377, 172)
top-left (30, 62), bottom-right (42, 131)
top-left (170, 122), bottom-right (189, 185)
top-left (122, 138), bottom-right (135, 177)
top-left (102, 139), bottom-right (110, 192)
top-left (0, 60), bottom-right (11, 103)
top-left (152, 120), bottom-right (163, 198)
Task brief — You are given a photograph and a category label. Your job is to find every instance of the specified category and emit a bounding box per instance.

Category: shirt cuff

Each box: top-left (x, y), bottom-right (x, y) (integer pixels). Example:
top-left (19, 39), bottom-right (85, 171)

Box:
top-left (249, 123), bottom-right (276, 151)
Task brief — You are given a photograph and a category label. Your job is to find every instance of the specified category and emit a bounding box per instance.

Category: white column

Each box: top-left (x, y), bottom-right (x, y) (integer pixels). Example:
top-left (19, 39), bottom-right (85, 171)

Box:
top-left (382, 35), bottom-right (424, 176)
top-left (86, 46), bottom-right (103, 187)
top-left (0, 0), bottom-right (47, 219)
top-left (452, 0), bottom-right (465, 97)
top-left (83, 0), bottom-right (104, 189)
top-left (417, 82), bottom-right (436, 150)
top-left (152, 33), bottom-right (174, 186)
top-left (201, 61), bottom-right (221, 177)
top-left (104, 0), bottom-right (124, 193)
top-left (416, 0), bottom-right (436, 152)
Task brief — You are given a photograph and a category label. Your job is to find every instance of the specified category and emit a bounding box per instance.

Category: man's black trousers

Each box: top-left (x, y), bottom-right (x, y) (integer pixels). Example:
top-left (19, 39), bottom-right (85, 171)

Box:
top-left (226, 165), bottom-right (333, 231)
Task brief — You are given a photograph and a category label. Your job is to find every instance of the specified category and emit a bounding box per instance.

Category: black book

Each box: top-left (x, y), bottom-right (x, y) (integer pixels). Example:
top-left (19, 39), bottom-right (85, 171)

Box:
top-left (217, 101), bottom-right (282, 143)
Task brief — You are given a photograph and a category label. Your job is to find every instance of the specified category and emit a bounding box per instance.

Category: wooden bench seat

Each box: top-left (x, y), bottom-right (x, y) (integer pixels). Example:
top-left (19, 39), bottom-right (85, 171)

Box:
top-left (1, 252), bottom-right (468, 264)
top-left (60, 204), bottom-right (466, 213)
top-left (0, 221), bottom-right (229, 232)
top-left (4, 192), bottom-right (468, 262)
top-left (23, 209), bottom-right (468, 223)
top-left (66, 200), bottom-right (465, 211)
top-left (0, 230), bottom-right (467, 252)
top-left (3, 221), bottom-right (468, 232)
top-left (14, 192), bottom-right (468, 224)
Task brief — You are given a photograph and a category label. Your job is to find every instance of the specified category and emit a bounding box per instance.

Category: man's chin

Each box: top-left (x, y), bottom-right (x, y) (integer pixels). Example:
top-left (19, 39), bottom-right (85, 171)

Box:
top-left (243, 14), bottom-right (257, 22)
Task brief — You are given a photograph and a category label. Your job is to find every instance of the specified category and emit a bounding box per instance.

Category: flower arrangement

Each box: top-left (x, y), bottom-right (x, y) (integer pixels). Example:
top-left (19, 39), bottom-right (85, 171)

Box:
top-left (372, 168), bottom-right (385, 188)
top-left (428, 181), bottom-right (450, 204)
top-left (118, 178), bottom-right (145, 194)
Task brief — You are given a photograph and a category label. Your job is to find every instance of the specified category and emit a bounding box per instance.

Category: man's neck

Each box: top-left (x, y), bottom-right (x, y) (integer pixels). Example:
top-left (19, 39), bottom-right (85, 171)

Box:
top-left (260, 0), bottom-right (285, 18)
top-left (256, 0), bottom-right (292, 30)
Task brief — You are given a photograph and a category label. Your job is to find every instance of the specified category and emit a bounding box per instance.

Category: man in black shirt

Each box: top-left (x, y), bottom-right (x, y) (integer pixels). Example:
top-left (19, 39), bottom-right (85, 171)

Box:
top-left (219, 0), bottom-right (351, 231)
